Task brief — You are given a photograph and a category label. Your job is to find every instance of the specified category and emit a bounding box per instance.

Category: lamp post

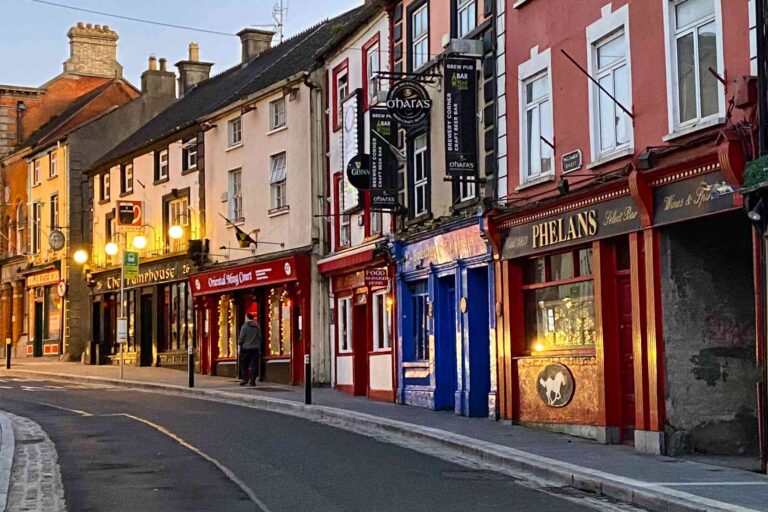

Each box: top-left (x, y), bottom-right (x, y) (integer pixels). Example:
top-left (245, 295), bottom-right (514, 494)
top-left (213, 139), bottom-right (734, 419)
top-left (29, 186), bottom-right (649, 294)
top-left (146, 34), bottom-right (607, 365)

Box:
top-left (104, 236), bottom-right (128, 380)
top-left (169, 215), bottom-right (195, 388)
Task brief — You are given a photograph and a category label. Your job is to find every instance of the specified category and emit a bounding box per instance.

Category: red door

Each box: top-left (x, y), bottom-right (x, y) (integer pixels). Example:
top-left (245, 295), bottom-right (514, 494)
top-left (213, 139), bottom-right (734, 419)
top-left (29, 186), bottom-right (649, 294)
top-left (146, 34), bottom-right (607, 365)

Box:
top-left (617, 274), bottom-right (635, 443)
top-left (352, 302), bottom-right (369, 396)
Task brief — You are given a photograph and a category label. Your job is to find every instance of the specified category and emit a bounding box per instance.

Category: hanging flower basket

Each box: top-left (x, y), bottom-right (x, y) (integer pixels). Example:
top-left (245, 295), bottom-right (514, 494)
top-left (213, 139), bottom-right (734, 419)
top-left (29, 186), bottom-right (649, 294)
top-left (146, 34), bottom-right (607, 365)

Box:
top-left (744, 155), bottom-right (768, 190)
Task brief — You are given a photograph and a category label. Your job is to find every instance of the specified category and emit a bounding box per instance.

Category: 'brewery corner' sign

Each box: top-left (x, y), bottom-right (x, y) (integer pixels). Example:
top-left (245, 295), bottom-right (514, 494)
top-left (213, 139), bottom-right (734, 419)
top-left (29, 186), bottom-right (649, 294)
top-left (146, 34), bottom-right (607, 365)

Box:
top-left (386, 80), bottom-right (432, 126)
top-left (444, 57), bottom-right (478, 179)
top-left (369, 108), bottom-right (399, 210)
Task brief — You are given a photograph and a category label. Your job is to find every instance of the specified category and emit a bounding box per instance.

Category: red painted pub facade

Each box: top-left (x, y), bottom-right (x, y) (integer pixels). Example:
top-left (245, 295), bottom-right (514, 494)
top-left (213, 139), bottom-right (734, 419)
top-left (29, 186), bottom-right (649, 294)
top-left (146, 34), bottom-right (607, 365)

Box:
top-left (489, 0), bottom-right (760, 460)
top-left (189, 254), bottom-right (312, 384)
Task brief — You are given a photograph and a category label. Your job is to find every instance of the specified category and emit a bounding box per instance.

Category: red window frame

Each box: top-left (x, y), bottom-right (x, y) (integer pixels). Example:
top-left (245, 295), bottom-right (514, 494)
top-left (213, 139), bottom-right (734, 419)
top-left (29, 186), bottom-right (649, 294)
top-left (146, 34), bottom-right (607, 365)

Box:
top-left (362, 33), bottom-right (381, 111)
top-left (331, 59), bottom-right (349, 132)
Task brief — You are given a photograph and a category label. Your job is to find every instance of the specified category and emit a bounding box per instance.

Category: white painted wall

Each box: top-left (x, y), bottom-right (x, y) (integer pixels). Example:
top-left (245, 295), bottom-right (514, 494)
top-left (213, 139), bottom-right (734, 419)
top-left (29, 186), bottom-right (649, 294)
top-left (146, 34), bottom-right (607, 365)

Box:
top-left (336, 355), bottom-right (353, 385)
top-left (369, 353), bottom-right (393, 391)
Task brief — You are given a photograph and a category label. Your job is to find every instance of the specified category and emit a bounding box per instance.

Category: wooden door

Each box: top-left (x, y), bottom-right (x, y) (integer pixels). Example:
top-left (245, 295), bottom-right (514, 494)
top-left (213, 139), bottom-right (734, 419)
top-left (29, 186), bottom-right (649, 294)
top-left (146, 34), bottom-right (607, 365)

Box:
top-left (617, 273), bottom-right (635, 443)
top-left (352, 302), bottom-right (369, 396)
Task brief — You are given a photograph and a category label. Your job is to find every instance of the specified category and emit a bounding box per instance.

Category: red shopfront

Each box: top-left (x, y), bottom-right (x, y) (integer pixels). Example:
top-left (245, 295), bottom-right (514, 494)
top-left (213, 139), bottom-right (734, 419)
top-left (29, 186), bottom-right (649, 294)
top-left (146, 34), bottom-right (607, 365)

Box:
top-left (189, 254), bottom-right (311, 384)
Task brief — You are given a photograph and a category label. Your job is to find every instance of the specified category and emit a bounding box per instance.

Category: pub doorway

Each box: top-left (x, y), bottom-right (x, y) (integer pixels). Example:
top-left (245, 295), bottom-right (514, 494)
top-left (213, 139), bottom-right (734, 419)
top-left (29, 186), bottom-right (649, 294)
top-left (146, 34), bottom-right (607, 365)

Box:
top-left (33, 301), bottom-right (43, 357)
top-left (140, 293), bottom-right (154, 366)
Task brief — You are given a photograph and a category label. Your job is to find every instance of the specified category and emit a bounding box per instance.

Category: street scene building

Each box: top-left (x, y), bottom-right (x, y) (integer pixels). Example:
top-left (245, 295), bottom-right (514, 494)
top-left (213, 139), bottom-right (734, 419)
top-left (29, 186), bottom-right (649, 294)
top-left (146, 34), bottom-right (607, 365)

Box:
top-left (6, 1), bottom-right (768, 509)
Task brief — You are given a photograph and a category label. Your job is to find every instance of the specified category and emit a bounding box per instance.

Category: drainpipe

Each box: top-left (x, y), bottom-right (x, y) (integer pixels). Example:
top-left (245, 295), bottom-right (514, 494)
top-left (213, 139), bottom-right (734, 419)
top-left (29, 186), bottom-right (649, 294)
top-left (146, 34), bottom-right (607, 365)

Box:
top-left (15, 102), bottom-right (25, 146)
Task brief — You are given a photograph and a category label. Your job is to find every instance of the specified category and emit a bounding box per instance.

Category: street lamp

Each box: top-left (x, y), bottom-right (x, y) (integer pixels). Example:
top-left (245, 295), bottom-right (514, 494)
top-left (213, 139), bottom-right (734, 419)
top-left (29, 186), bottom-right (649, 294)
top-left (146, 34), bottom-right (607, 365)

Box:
top-left (132, 235), bottom-right (148, 250)
top-left (168, 224), bottom-right (184, 240)
top-left (73, 249), bottom-right (88, 265)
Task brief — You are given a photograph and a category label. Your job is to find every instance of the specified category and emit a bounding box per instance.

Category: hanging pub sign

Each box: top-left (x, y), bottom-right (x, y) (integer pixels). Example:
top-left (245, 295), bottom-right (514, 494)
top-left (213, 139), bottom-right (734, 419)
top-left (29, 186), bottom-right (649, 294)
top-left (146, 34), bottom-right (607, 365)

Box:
top-left (116, 200), bottom-right (143, 232)
top-left (370, 107), bottom-right (399, 210)
top-left (346, 154), bottom-right (371, 190)
top-left (342, 89), bottom-right (363, 213)
top-left (386, 79), bottom-right (432, 126)
top-left (444, 57), bottom-right (478, 178)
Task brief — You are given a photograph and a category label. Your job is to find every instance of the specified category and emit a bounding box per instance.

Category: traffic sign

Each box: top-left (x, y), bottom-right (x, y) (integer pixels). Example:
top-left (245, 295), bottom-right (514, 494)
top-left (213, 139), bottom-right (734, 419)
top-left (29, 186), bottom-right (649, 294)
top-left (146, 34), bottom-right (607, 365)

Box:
top-left (123, 251), bottom-right (139, 279)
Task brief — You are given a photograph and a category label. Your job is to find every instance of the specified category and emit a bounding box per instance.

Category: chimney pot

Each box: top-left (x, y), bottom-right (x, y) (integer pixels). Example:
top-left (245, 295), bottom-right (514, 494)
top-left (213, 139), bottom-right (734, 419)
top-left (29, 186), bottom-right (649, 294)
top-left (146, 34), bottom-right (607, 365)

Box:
top-left (159, 58), bottom-right (167, 72)
top-left (148, 56), bottom-right (157, 70)
top-left (237, 28), bottom-right (275, 63)
top-left (86, 23), bottom-right (92, 29)
top-left (77, 21), bottom-right (84, 28)
top-left (175, 44), bottom-right (213, 97)
top-left (189, 42), bottom-right (200, 62)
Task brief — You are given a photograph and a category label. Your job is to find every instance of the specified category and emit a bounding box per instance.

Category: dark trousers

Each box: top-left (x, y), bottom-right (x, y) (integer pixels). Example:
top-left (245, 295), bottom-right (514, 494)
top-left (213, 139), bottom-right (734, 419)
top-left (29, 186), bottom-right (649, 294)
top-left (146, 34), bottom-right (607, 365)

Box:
top-left (240, 348), bottom-right (261, 382)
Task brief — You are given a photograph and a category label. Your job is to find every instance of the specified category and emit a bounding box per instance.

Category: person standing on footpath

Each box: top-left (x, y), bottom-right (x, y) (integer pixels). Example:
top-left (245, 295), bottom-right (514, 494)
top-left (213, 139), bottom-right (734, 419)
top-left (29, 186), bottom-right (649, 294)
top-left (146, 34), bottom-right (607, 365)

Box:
top-left (238, 312), bottom-right (262, 386)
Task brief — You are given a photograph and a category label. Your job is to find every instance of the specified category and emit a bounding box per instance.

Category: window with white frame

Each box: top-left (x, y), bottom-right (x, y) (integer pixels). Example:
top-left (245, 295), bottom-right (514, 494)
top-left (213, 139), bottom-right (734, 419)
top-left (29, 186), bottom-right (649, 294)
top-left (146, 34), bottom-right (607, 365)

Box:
top-left (49, 151), bottom-right (58, 178)
top-left (337, 177), bottom-right (350, 246)
top-left (101, 172), bottom-right (110, 201)
top-left (366, 41), bottom-right (381, 104)
top-left (338, 297), bottom-right (352, 353)
top-left (457, 0), bottom-right (477, 38)
top-left (269, 152), bottom-right (287, 210)
top-left (459, 179), bottom-right (476, 202)
top-left (593, 31), bottom-right (631, 156)
top-left (50, 194), bottom-right (59, 229)
top-left (750, 0), bottom-right (757, 75)
top-left (521, 71), bottom-right (553, 182)
top-left (228, 168), bottom-right (243, 220)
top-left (31, 202), bottom-right (41, 254)
top-left (155, 149), bottom-right (169, 181)
top-left (668, 0), bottom-right (721, 128)
top-left (32, 159), bottom-right (40, 186)
top-left (411, 4), bottom-right (429, 70)
top-left (372, 292), bottom-right (392, 350)
top-left (336, 70), bottom-right (349, 128)
top-left (121, 163), bottom-right (133, 194)
top-left (269, 98), bottom-right (286, 130)
top-left (371, 209), bottom-right (382, 234)
top-left (228, 117), bottom-right (243, 147)
top-left (412, 134), bottom-right (429, 216)
top-left (15, 202), bottom-right (24, 255)
top-left (167, 196), bottom-right (189, 253)
top-left (182, 139), bottom-right (197, 171)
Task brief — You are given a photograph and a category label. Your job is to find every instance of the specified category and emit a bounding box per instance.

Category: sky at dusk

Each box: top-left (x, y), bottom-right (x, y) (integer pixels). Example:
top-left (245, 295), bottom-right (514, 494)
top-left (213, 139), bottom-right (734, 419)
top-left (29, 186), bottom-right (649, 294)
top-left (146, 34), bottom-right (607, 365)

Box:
top-left (0, 0), bottom-right (362, 87)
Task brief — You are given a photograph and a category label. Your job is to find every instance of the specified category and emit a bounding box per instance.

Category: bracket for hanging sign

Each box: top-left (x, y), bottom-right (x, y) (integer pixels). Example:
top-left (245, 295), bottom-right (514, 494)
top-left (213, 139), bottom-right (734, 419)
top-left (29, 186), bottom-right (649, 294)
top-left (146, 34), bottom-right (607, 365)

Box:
top-left (376, 70), bottom-right (441, 85)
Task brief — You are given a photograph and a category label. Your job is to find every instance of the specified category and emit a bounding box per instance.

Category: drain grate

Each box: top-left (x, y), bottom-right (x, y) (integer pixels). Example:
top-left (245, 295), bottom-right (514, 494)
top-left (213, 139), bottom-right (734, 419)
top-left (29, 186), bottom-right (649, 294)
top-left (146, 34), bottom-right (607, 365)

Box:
top-left (17, 438), bottom-right (44, 445)
top-left (441, 470), bottom-right (514, 481)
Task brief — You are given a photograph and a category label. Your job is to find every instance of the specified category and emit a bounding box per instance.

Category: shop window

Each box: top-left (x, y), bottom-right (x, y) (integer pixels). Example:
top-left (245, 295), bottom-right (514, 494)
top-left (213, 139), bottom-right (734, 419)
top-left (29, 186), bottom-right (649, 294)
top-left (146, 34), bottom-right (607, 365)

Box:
top-left (267, 288), bottom-right (292, 357)
top-left (665, 0), bottom-right (723, 130)
top-left (523, 247), bottom-right (596, 352)
top-left (43, 286), bottom-right (62, 340)
top-left (411, 283), bottom-right (429, 360)
top-left (372, 292), bottom-right (392, 350)
top-left (338, 296), bottom-right (352, 353)
top-left (217, 295), bottom-right (237, 359)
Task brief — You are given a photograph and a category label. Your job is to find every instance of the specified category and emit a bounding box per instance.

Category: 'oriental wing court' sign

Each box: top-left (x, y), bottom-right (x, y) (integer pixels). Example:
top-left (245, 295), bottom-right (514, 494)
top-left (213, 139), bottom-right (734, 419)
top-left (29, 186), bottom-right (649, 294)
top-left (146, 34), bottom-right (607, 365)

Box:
top-left (189, 257), bottom-right (297, 296)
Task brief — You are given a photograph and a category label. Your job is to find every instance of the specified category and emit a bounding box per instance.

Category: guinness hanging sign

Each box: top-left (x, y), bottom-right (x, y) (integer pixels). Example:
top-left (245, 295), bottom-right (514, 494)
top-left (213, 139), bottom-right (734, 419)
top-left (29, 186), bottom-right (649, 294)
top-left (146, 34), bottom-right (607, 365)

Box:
top-left (346, 154), bottom-right (371, 190)
top-left (386, 80), bottom-right (432, 126)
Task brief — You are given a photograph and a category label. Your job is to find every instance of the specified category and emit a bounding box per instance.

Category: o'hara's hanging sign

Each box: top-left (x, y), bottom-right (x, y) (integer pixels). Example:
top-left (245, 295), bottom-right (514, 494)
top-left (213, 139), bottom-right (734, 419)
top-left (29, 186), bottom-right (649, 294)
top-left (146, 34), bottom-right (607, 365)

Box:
top-left (501, 195), bottom-right (642, 259)
top-left (386, 80), bottom-right (432, 126)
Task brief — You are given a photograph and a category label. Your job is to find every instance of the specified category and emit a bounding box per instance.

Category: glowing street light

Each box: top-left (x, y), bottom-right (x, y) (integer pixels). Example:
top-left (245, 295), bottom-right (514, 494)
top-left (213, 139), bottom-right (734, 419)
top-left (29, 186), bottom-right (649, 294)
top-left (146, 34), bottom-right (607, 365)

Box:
top-left (73, 249), bottom-right (89, 265)
top-left (168, 225), bottom-right (184, 240)
top-left (105, 242), bottom-right (119, 256)
top-left (132, 235), bottom-right (147, 250)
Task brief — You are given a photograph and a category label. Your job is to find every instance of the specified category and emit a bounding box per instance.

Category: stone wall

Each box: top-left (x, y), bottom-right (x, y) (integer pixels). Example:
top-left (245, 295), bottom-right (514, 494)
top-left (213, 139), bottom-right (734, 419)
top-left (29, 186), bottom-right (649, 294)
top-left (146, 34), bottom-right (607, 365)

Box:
top-left (661, 213), bottom-right (758, 455)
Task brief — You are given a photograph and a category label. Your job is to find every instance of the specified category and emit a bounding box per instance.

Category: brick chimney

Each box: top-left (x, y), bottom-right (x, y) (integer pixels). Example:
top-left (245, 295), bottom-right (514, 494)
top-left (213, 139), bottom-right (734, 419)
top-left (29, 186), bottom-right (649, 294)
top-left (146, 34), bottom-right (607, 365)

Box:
top-left (141, 56), bottom-right (176, 99)
top-left (237, 28), bottom-right (275, 63)
top-left (63, 22), bottom-right (123, 78)
top-left (175, 43), bottom-right (213, 97)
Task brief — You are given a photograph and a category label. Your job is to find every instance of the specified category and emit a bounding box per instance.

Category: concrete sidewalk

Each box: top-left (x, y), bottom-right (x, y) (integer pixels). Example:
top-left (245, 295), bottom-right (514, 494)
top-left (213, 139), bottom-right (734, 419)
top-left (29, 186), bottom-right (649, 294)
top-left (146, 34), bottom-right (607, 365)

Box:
top-left (4, 360), bottom-right (768, 512)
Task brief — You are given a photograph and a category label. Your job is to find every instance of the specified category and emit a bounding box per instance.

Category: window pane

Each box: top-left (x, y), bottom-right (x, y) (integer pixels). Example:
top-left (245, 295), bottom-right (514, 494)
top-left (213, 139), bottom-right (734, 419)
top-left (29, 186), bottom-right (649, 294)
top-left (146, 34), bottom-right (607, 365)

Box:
top-left (526, 75), bottom-right (548, 103)
top-left (524, 281), bottom-right (596, 351)
top-left (524, 257), bottom-right (546, 284)
top-left (578, 248), bottom-right (594, 276)
top-left (598, 74), bottom-right (615, 151)
top-left (597, 33), bottom-right (625, 69)
top-left (675, 0), bottom-right (714, 29)
top-left (698, 21), bottom-right (718, 118)
top-left (548, 252), bottom-right (574, 281)
top-left (613, 64), bottom-right (630, 145)
top-left (676, 32), bottom-right (697, 123)
top-left (539, 100), bottom-right (552, 174)
top-left (526, 107), bottom-right (540, 176)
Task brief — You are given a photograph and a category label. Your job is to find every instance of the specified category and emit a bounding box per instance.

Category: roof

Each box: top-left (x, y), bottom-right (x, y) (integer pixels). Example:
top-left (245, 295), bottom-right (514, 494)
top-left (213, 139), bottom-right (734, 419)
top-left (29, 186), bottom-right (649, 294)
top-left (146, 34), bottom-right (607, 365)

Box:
top-left (94, 6), bottom-right (365, 170)
top-left (314, 1), bottom-right (388, 60)
top-left (19, 80), bottom-right (137, 151)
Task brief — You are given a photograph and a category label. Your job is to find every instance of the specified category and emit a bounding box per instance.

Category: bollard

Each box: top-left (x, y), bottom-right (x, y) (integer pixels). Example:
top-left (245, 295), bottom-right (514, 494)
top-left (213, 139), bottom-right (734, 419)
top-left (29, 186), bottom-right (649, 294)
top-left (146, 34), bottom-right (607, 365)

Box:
top-left (304, 353), bottom-right (311, 405)
top-left (188, 345), bottom-right (195, 388)
top-left (5, 338), bottom-right (10, 370)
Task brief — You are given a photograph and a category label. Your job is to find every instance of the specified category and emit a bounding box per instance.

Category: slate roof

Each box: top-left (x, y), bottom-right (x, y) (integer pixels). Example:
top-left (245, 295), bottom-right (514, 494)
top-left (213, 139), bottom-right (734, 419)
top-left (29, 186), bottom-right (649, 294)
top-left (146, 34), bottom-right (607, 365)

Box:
top-left (94, 6), bottom-right (365, 170)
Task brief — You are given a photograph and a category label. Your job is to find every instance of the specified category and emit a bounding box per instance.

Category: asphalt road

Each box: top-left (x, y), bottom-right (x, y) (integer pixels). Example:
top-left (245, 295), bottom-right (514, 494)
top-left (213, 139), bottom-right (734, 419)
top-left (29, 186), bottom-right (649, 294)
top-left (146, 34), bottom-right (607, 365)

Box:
top-left (0, 377), bottom-right (621, 512)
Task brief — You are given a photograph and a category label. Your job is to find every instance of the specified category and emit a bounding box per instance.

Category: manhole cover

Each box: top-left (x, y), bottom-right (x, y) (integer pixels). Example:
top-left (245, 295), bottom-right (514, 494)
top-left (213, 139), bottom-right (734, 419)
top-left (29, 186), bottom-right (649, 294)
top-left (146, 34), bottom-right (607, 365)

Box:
top-left (441, 470), bottom-right (513, 481)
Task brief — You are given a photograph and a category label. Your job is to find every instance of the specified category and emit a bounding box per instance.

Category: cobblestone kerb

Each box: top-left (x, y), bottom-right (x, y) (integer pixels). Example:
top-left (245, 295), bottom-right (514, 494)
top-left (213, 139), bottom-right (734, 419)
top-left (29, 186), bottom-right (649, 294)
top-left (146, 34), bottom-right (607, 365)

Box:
top-left (4, 411), bottom-right (66, 512)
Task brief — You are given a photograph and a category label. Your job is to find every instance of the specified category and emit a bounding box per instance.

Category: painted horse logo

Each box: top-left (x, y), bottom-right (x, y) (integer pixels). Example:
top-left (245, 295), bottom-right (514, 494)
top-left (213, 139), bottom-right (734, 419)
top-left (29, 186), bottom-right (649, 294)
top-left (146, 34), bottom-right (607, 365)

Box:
top-left (539, 371), bottom-right (566, 406)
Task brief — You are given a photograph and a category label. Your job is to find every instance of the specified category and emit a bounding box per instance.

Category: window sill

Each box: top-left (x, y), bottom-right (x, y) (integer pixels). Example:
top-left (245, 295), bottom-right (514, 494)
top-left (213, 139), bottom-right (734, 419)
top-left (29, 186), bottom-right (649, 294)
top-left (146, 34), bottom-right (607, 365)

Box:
top-left (450, 197), bottom-right (479, 213)
top-left (405, 212), bottom-right (433, 226)
top-left (47, 174), bottom-right (58, 181)
top-left (586, 147), bottom-right (634, 170)
top-left (337, 351), bottom-right (353, 356)
top-left (369, 348), bottom-right (393, 355)
top-left (225, 218), bottom-right (245, 227)
top-left (268, 206), bottom-right (290, 217)
top-left (663, 116), bottom-right (726, 142)
top-left (267, 125), bottom-right (287, 136)
top-left (119, 190), bottom-right (133, 198)
top-left (181, 166), bottom-right (198, 176)
top-left (515, 173), bottom-right (555, 191)
top-left (98, 198), bottom-right (111, 205)
top-left (226, 142), bottom-right (244, 152)
top-left (31, 182), bottom-right (41, 188)
top-left (512, 0), bottom-right (532, 8)
top-left (402, 361), bottom-right (429, 368)
top-left (153, 177), bottom-right (169, 186)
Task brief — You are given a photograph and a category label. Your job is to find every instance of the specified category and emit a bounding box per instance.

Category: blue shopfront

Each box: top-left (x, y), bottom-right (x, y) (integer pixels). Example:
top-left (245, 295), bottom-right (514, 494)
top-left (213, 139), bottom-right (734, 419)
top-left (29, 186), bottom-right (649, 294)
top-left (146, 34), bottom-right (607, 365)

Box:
top-left (395, 220), bottom-right (495, 417)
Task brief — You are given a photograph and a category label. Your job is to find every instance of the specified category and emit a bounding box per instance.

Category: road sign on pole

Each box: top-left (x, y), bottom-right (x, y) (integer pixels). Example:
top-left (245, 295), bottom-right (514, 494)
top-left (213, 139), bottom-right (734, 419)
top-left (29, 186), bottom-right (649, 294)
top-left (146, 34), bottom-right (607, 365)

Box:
top-left (123, 251), bottom-right (139, 279)
top-left (117, 317), bottom-right (128, 344)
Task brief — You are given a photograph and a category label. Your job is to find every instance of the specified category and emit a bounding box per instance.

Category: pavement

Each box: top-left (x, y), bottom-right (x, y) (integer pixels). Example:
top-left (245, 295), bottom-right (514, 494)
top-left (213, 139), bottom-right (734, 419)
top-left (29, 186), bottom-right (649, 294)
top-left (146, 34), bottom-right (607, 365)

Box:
top-left (3, 360), bottom-right (768, 512)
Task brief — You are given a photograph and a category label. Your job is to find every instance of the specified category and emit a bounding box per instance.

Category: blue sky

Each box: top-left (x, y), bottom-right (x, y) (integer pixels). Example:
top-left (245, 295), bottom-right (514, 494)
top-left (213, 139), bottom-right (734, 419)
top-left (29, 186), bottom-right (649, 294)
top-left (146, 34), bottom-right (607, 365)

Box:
top-left (0, 0), bottom-right (362, 87)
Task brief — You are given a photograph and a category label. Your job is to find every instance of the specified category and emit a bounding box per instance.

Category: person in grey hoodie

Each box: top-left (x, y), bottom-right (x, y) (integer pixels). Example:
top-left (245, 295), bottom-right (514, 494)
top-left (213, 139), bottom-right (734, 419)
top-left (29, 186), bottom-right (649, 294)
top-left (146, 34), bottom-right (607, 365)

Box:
top-left (238, 312), bottom-right (262, 386)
